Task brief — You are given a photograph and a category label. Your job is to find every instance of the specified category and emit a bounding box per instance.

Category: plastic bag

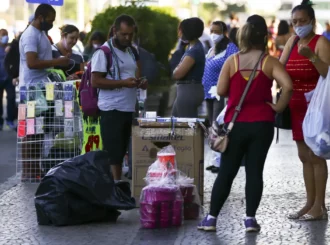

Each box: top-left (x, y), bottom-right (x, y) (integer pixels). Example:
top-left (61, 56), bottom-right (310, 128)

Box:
top-left (140, 185), bottom-right (183, 229)
top-left (140, 145), bottom-right (183, 229)
top-left (144, 160), bottom-right (177, 185)
top-left (35, 151), bottom-right (136, 226)
top-left (216, 105), bottom-right (227, 125)
top-left (303, 70), bottom-right (330, 159)
top-left (157, 145), bottom-right (177, 170)
top-left (176, 172), bottom-right (202, 220)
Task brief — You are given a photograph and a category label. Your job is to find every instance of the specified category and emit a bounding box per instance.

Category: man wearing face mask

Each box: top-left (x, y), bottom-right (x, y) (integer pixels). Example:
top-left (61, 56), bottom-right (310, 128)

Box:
top-left (91, 15), bottom-right (146, 181)
top-left (19, 4), bottom-right (69, 87)
top-left (0, 29), bottom-right (16, 130)
top-left (202, 21), bottom-right (239, 173)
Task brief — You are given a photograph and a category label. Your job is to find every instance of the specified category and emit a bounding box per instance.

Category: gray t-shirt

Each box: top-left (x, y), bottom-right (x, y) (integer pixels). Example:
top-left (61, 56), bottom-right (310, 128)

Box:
top-left (91, 42), bottom-right (137, 112)
top-left (19, 25), bottom-right (52, 87)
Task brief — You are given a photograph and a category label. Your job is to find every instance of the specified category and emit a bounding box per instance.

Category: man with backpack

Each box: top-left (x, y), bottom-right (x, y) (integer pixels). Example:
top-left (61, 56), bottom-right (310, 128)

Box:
top-left (0, 29), bottom-right (16, 130)
top-left (90, 15), bottom-right (147, 181)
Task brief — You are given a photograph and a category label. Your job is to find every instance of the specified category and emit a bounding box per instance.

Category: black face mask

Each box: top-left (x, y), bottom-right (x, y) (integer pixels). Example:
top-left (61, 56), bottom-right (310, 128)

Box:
top-left (40, 19), bottom-right (53, 32)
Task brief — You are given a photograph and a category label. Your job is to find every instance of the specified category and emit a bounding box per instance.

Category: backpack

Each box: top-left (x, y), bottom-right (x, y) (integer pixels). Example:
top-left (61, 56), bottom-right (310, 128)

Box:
top-left (79, 46), bottom-right (112, 117)
top-left (4, 38), bottom-right (20, 78)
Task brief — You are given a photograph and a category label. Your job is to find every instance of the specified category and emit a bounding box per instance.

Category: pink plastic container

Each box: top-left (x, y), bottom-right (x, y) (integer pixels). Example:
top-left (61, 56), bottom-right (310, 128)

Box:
top-left (140, 210), bottom-right (159, 221)
top-left (173, 200), bottom-right (183, 210)
top-left (160, 210), bottom-right (172, 220)
top-left (160, 219), bottom-right (171, 228)
top-left (180, 185), bottom-right (194, 197)
top-left (184, 195), bottom-right (195, 204)
top-left (172, 216), bottom-right (183, 227)
top-left (141, 219), bottom-right (158, 229)
top-left (172, 208), bottom-right (182, 218)
top-left (140, 202), bottom-right (160, 213)
top-left (143, 186), bottom-right (177, 203)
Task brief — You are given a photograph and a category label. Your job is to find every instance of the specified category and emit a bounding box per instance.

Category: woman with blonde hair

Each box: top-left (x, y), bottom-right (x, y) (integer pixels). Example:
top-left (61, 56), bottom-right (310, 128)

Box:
top-left (198, 15), bottom-right (293, 232)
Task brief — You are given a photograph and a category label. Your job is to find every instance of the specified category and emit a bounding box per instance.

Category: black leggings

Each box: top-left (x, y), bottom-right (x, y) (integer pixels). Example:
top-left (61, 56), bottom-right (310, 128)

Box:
top-left (210, 122), bottom-right (274, 217)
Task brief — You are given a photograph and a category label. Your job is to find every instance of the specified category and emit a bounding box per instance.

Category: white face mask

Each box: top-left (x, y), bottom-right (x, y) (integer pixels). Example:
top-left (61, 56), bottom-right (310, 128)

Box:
top-left (93, 44), bottom-right (101, 49)
top-left (294, 21), bottom-right (313, 39)
top-left (211, 33), bottom-right (224, 43)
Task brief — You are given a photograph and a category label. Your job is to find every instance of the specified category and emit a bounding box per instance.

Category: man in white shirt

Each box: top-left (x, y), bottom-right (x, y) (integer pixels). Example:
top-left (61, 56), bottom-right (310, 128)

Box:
top-left (91, 15), bottom-right (147, 181)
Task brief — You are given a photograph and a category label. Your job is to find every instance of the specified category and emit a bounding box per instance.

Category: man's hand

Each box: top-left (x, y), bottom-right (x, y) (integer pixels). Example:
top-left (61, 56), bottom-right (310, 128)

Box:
top-left (138, 78), bottom-right (148, 90)
top-left (122, 77), bottom-right (138, 88)
top-left (54, 55), bottom-right (70, 67)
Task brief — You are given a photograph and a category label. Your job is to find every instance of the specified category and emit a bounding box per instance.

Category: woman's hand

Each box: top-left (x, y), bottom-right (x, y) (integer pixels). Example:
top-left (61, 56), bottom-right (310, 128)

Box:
top-left (66, 74), bottom-right (79, 81)
top-left (298, 44), bottom-right (314, 59)
top-left (12, 78), bottom-right (19, 86)
top-left (266, 102), bottom-right (284, 113)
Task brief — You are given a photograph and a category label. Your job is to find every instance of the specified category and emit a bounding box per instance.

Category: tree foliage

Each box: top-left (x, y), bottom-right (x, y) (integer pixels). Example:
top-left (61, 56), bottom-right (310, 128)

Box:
top-left (91, 6), bottom-right (180, 64)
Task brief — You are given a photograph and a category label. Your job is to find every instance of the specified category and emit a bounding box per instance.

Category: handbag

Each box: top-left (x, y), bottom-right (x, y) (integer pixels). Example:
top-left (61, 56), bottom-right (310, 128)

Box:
top-left (274, 36), bottom-right (300, 142)
top-left (274, 36), bottom-right (299, 130)
top-left (200, 52), bottom-right (265, 153)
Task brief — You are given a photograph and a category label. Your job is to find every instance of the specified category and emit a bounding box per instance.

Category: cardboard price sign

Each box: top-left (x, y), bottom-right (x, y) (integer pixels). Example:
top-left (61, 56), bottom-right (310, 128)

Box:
top-left (26, 0), bottom-right (64, 6)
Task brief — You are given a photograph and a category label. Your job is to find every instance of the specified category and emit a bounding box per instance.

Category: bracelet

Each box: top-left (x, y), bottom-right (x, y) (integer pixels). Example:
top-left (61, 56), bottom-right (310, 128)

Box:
top-left (309, 54), bottom-right (319, 63)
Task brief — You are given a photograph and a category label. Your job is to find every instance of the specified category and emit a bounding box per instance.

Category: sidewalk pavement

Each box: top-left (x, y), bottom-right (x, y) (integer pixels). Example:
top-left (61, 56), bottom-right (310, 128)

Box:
top-left (1, 129), bottom-right (330, 245)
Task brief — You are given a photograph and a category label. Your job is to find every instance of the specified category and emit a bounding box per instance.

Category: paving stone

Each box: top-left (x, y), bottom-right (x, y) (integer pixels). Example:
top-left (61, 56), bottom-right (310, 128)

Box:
top-left (0, 130), bottom-right (330, 244)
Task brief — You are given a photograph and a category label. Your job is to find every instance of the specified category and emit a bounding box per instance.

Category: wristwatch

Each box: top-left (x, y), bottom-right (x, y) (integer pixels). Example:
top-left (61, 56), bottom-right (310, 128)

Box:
top-left (309, 54), bottom-right (319, 63)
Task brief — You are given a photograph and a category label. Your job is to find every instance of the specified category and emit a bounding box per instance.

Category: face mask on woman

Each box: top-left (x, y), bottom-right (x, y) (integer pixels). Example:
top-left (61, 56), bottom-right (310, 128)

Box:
top-left (294, 22), bottom-right (313, 39)
top-left (1, 36), bottom-right (8, 44)
top-left (211, 33), bottom-right (224, 43)
top-left (93, 44), bottom-right (101, 49)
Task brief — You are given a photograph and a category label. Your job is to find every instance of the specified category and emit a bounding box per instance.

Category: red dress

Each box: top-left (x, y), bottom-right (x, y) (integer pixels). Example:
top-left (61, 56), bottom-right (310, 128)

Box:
top-left (286, 35), bottom-right (321, 141)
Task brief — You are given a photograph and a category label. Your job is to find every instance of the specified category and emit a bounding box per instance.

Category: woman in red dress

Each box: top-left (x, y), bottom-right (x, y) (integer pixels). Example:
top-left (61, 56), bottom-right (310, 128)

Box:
top-left (281, 0), bottom-right (330, 221)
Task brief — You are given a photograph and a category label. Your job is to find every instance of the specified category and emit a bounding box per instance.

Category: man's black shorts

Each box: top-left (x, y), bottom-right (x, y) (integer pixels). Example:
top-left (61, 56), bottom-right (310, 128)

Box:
top-left (100, 110), bottom-right (133, 165)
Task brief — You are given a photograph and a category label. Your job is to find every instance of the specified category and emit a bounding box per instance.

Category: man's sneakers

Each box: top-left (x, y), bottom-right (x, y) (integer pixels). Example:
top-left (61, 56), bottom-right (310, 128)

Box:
top-left (197, 216), bottom-right (261, 233)
top-left (197, 215), bottom-right (217, 231)
top-left (244, 218), bottom-right (261, 232)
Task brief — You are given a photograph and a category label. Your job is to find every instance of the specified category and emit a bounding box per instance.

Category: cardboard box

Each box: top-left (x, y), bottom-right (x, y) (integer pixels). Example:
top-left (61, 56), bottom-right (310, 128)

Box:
top-left (132, 123), bottom-right (204, 206)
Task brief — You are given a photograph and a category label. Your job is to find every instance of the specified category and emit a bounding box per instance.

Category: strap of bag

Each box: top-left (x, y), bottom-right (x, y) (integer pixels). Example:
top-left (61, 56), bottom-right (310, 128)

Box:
top-left (276, 36), bottom-right (300, 143)
top-left (226, 51), bottom-right (265, 132)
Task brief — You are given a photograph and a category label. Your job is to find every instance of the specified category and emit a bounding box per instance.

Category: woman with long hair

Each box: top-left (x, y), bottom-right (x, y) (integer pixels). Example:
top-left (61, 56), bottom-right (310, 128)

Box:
top-left (198, 15), bottom-right (292, 232)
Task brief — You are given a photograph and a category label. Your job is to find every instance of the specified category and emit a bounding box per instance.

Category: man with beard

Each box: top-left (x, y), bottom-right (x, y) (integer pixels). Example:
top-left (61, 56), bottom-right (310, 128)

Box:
top-left (91, 15), bottom-right (147, 181)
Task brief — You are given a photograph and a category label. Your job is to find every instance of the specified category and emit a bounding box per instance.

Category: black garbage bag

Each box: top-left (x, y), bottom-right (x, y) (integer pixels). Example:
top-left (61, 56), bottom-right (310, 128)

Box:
top-left (35, 151), bottom-right (136, 226)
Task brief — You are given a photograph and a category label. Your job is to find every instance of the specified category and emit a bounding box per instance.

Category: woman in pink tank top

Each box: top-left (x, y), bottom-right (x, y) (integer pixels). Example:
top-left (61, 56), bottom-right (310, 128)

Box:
top-left (198, 15), bottom-right (293, 232)
top-left (280, 0), bottom-right (330, 221)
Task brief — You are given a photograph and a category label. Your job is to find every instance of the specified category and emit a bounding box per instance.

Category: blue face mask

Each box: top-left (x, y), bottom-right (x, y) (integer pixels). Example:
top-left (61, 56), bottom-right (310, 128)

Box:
top-left (294, 22), bottom-right (313, 38)
top-left (1, 36), bottom-right (8, 44)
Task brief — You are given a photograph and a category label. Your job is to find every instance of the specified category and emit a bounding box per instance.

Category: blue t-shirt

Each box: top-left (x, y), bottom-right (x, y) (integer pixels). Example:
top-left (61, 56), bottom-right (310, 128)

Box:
top-left (179, 40), bottom-right (205, 82)
top-left (202, 42), bottom-right (239, 99)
